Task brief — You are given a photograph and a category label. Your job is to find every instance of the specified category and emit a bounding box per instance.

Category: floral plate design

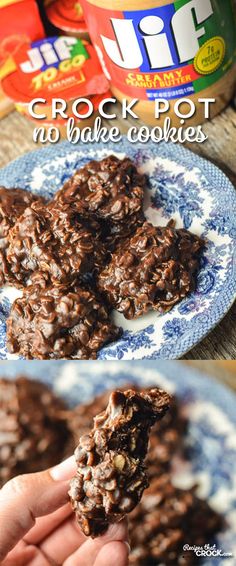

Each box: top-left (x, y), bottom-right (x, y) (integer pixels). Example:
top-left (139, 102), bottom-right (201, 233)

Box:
top-left (0, 139), bottom-right (235, 359)
top-left (2, 359), bottom-right (236, 565)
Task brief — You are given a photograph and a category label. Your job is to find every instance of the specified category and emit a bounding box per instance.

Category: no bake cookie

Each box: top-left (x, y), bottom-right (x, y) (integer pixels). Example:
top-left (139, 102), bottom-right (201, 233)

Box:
top-left (54, 155), bottom-right (146, 237)
top-left (0, 187), bottom-right (41, 286)
top-left (98, 221), bottom-right (204, 319)
top-left (65, 387), bottom-right (187, 477)
top-left (7, 284), bottom-right (120, 359)
top-left (69, 387), bottom-right (170, 537)
top-left (6, 200), bottom-right (106, 288)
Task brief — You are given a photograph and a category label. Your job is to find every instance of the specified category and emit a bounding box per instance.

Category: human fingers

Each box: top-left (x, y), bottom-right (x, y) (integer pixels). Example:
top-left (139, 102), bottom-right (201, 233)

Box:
top-left (1, 540), bottom-right (51, 566)
top-left (24, 503), bottom-right (73, 545)
top-left (38, 513), bottom-right (85, 564)
top-left (0, 456), bottom-right (76, 560)
top-left (94, 541), bottom-right (130, 566)
top-left (63, 519), bottom-right (129, 566)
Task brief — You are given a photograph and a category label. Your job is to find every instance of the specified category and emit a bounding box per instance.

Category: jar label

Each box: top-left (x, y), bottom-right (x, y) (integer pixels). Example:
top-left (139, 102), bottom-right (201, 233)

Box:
top-left (81, 0), bottom-right (236, 100)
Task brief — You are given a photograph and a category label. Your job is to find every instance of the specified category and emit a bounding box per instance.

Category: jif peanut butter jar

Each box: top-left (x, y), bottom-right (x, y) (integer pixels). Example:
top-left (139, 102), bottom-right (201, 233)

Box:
top-left (80, 0), bottom-right (236, 126)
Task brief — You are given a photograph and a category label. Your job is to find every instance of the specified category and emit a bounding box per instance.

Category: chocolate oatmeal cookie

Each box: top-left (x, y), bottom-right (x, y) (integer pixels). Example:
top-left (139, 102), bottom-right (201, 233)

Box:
top-left (98, 222), bottom-right (204, 318)
top-left (0, 187), bottom-right (41, 286)
top-left (54, 155), bottom-right (146, 238)
top-left (0, 376), bottom-right (69, 487)
top-left (6, 200), bottom-right (106, 288)
top-left (7, 284), bottom-right (120, 359)
top-left (69, 388), bottom-right (170, 537)
top-left (67, 387), bottom-right (222, 561)
top-left (65, 387), bottom-right (187, 476)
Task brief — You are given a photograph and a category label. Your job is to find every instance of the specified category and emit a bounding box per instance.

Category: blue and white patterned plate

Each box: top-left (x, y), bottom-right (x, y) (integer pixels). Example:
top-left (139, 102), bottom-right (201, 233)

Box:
top-left (0, 139), bottom-right (235, 359)
top-left (1, 359), bottom-right (236, 565)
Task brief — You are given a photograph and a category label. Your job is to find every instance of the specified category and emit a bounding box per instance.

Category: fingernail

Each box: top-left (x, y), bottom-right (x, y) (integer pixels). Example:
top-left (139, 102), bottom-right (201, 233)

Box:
top-left (50, 456), bottom-right (76, 481)
top-left (124, 542), bottom-right (131, 554)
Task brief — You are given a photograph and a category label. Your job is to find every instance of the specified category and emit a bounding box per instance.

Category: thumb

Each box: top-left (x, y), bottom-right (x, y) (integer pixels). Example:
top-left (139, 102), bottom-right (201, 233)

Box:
top-left (0, 456), bottom-right (76, 560)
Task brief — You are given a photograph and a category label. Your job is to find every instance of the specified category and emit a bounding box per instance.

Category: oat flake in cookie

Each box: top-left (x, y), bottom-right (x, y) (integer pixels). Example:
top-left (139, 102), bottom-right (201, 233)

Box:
top-left (69, 388), bottom-right (170, 537)
top-left (98, 221), bottom-right (204, 319)
top-left (7, 284), bottom-right (120, 360)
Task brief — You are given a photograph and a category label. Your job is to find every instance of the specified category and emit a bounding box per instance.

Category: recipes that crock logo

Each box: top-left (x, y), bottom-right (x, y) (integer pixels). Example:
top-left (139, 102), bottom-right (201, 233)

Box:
top-left (183, 543), bottom-right (233, 559)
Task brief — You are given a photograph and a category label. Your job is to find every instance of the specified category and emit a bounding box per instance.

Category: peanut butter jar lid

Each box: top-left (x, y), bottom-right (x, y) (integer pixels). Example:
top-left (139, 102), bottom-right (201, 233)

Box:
top-left (46, 0), bottom-right (88, 34)
top-left (1, 36), bottom-right (109, 104)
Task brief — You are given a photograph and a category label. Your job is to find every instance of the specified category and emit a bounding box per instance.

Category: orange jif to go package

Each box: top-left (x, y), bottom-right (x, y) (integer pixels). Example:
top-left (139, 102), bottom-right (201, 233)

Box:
top-left (1, 35), bottom-right (111, 133)
top-left (0, 0), bottom-right (45, 118)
